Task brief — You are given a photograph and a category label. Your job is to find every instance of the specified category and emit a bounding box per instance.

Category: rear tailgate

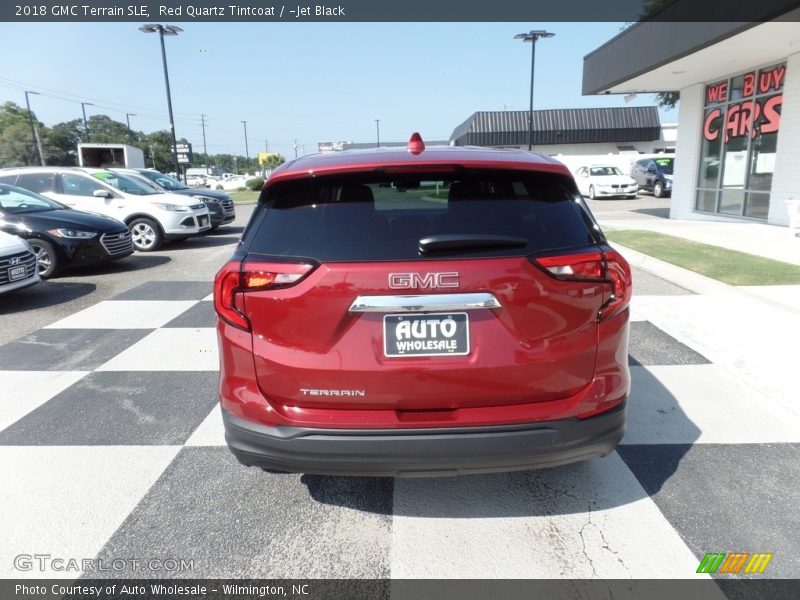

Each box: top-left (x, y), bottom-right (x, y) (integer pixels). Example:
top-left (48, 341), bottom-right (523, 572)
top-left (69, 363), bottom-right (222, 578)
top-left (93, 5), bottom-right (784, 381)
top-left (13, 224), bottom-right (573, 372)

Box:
top-left (238, 168), bottom-right (607, 414)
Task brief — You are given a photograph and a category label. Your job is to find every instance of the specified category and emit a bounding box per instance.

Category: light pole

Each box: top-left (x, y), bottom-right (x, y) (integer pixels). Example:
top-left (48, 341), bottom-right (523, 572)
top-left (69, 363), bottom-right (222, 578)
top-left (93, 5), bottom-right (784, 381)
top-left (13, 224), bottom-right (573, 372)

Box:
top-left (139, 23), bottom-right (183, 179)
top-left (241, 120), bottom-right (249, 171)
top-left (375, 119), bottom-right (380, 147)
top-left (81, 101), bottom-right (94, 142)
top-left (514, 30), bottom-right (555, 151)
top-left (24, 91), bottom-right (43, 165)
top-left (125, 113), bottom-right (136, 143)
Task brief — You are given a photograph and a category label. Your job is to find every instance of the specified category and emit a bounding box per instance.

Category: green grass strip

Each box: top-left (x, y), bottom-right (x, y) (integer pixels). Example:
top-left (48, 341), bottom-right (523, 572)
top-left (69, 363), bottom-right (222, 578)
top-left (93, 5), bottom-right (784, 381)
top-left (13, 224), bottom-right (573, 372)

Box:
top-left (607, 230), bottom-right (800, 286)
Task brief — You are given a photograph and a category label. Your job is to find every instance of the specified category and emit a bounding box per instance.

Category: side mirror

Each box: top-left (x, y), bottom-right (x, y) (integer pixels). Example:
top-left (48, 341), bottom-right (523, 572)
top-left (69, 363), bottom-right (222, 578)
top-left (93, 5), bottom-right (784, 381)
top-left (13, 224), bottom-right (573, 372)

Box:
top-left (93, 189), bottom-right (112, 199)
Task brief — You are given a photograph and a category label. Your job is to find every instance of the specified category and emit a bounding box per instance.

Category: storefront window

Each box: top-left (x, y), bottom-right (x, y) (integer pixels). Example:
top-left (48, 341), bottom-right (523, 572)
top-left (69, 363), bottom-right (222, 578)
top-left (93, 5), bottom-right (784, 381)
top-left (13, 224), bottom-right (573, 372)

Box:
top-left (695, 63), bottom-right (785, 219)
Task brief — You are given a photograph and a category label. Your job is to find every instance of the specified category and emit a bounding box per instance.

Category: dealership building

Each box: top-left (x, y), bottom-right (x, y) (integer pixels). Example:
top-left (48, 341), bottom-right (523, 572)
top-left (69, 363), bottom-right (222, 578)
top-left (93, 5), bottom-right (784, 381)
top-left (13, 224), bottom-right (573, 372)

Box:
top-left (448, 107), bottom-right (676, 156)
top-left (583, 11), bottom-right (800, 225)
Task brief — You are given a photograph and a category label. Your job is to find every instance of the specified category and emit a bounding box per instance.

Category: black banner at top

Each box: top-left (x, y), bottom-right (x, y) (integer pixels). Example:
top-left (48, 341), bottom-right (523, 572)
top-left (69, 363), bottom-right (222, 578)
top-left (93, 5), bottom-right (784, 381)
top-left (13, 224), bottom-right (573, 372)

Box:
top-left (2, 0), bottom-right (800, 22)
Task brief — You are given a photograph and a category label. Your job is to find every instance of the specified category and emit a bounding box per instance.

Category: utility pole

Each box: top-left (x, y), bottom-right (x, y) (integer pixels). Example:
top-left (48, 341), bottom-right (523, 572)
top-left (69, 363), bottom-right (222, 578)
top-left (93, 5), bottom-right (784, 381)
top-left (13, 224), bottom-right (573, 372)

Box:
top-left (241, 120), bottom-right (249, 171)
top-left (375, 119), bottom-right (380, 147)
top-left (24, 91), bottom-right (43, 166)
top-left (81, 101), bottom-right (94, 142)
top-left (150, 144), bottom-right (157, 169)
top-left (33, 126), bottom-right (45, 167)
top-left (126, 113), bottom-right (136, 143)
top-left (200, 114), bottom-right (208, 173)
top-left (293, 139), bottom-right (298, 158)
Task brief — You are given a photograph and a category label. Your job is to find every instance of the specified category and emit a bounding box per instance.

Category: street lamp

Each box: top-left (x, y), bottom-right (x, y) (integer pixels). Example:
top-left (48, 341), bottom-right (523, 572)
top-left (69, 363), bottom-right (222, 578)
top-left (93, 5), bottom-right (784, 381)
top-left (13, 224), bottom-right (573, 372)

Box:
top-left (375, 119), bottom-right (380, 147)
top-left (139, 23), bottom-right (183, 179)
top-left (80, 101), bottom-right (94, 142)
top-left (24, 91), bottom-right (43, 165)
top-left (126, 113), bottom-right (136, 143)
top-left (514, 30), bottom-right (555, 151)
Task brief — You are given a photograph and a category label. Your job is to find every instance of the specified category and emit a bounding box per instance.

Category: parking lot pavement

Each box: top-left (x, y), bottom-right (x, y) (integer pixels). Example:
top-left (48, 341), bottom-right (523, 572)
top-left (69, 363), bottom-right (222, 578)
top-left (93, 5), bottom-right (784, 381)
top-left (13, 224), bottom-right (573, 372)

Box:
top-left (2, 270), bottom-right (799, 581)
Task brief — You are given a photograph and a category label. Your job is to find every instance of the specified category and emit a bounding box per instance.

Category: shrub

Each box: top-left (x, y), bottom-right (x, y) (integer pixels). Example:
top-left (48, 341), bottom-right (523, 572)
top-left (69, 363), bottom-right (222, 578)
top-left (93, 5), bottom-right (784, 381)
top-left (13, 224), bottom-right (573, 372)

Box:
top-left (245, 177), bottom-right (265, 191)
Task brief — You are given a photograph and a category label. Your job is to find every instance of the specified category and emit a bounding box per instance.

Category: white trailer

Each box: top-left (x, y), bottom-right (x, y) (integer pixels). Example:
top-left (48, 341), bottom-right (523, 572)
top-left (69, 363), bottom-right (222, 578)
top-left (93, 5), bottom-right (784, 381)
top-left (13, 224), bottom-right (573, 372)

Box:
top-left (77, 143), bottom-right (146, 169)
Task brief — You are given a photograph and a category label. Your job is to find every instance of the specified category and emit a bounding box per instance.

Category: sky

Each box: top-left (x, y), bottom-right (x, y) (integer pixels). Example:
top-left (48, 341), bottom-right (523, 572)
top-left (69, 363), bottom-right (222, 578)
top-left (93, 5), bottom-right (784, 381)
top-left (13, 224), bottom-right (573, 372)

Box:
top-left (0, 22), bottom-right (676, 160)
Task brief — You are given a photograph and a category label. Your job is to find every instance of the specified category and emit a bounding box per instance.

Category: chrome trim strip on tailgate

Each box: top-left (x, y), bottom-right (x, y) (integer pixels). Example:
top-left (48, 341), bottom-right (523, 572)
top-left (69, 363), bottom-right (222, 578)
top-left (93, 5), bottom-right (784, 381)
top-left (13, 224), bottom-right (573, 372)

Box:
top-left (349, 293), bottom-right (501, 313)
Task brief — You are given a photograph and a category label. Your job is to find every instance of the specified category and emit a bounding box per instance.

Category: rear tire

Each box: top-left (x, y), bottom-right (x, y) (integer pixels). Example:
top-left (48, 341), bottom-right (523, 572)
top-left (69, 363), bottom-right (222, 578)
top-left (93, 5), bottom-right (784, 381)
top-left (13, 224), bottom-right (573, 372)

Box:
top-left (589, 185), bottom-right (597, 200)
top-left (653, 181), bottom-right (665, 198)
top-left (129, 218), bottom-right (163, 252)
top-left (28, 239), bottom-right (59, 278)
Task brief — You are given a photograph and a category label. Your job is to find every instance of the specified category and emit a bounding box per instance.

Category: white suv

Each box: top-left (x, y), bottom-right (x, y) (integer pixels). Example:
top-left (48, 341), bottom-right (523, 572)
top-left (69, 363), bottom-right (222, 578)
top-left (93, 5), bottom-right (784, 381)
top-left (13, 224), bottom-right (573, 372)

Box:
top-left (0, 167), bottom-right (211, 251)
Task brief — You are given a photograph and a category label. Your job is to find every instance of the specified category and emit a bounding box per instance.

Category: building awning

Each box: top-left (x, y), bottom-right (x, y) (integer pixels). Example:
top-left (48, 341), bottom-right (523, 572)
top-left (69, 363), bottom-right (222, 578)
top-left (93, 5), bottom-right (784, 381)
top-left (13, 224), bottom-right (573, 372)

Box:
top-left (582, 4), bottom-right (800, 95)
top-left (449, 107), bottom-right (662, 147)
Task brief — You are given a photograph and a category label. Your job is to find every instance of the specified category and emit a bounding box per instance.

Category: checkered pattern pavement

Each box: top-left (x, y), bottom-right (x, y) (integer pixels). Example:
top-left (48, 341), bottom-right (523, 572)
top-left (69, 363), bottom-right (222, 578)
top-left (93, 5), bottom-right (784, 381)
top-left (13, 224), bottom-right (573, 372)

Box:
top-left (1, 278), bottom-right (799, 580)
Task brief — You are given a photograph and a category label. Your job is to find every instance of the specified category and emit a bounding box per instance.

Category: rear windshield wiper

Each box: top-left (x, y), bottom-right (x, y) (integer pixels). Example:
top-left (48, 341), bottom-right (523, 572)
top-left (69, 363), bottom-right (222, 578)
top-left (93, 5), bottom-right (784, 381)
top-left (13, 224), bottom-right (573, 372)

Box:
top-left (419, 234), bottom-right (528, 254)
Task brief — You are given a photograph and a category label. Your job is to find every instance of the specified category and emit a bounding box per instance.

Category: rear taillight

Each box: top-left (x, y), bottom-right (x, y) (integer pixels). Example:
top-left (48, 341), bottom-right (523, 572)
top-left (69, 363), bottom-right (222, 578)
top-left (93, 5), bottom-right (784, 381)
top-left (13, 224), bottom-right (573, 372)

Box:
top-left (534, 250), bottom-right (632, 322)
top-left (214, 260), bottom-right (314, 331)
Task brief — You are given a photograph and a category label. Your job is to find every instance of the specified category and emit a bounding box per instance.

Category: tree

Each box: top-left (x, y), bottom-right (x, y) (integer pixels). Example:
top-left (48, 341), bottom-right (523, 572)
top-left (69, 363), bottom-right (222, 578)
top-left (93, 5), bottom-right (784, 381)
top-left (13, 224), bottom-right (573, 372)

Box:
top-left (85, 114), bottom-right (134, 143)
top-left (656, 92), bottom-right (679, 110)
top-left (0, 122), bottom-right (38, 167)
top-left (265, 153), bottom-right (285, 170)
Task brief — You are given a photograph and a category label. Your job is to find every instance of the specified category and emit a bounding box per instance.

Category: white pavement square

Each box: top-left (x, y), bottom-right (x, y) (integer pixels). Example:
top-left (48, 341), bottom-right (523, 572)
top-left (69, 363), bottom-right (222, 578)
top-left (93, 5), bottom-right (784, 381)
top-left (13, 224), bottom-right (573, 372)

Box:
top-left (44, 301), bottom-right (198, 330)
top-left (0, 445), bottom-right (180, 578)
top-left (624, 365), bottom-right (800, 444)
top-left (96, 328), bottom-right (219, 371)
top-left (0, 371), bottom-right (88, 432)
top-left (390, 452), bottom-right (708, 579)
top-left (185, 404), bottom-right (226, 446)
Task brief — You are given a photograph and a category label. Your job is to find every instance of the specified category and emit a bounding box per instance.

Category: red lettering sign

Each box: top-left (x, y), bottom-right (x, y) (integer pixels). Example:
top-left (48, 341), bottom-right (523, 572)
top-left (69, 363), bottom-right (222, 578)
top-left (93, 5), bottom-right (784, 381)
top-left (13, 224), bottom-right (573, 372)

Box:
top-left (760, 94), bottom-right (782, 135)
top-left (742, 72), bottom-right (755, 97)
top-left (758, 66), bottom-right (786, 94)
top-left (703, 108), bottom-right (722, 141)
top-left (706, 81), bottom-right (728, 105)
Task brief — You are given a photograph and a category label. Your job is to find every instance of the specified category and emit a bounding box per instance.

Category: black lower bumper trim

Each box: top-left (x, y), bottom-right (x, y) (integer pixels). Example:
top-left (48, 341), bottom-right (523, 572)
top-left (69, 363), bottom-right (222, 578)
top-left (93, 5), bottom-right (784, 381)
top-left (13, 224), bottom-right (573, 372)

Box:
top-left (222, 403), bottom-right (626, 477)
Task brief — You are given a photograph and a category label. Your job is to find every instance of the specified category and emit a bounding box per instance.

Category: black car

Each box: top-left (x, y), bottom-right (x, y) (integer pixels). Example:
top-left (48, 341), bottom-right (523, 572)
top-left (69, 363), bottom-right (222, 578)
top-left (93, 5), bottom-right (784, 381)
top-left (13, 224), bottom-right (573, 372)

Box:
top-left (117, 169), bottom-right (236, 229)
top-left (631, 157), bottom-right (674, 198)
top-left (0, 184), bottom-right (134, 278)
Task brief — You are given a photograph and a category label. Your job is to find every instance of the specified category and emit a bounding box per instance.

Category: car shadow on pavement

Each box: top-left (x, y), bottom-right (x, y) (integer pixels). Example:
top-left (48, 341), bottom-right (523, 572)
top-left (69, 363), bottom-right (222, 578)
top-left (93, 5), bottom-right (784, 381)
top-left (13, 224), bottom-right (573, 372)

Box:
top-left (166, 235), bottom-right (241, 250)
top-left (0, 280), bottom-right (96, 314)
top-left (205, 225), bottom-right (245, 236)
top-left (300, 367), bottom-right (701, 518)
top-left (631, 207), bottom-right (670, 218)
top-left (65, 255), bottom-right (171, 278)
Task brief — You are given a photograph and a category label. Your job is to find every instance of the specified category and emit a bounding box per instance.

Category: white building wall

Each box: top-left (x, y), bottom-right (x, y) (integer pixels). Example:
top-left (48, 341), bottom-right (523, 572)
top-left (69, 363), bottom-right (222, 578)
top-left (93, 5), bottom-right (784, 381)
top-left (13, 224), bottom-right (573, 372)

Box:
top-left (670, 84), bottom-right (704, 220)
top-left (768, 51), bottom-right (800, 226)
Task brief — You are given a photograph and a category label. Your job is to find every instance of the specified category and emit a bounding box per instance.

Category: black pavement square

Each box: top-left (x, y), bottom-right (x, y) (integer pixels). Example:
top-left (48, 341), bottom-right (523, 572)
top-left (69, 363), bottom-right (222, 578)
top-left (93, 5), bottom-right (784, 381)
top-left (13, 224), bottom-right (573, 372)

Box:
top-left (113, 281), bottom-right (212, 301)
top-left (0, 329), bottom-right (151, 371)
top-left (93, 447), bottom-right (393, 578)
top-left (164, 301), bottom-right (217, 328)
top-left (618, 443), bottom-right (800, 579)
top-left (628, 321), bottom-right (710, 366)
top-left (0, 371), bottom-right (218, 445)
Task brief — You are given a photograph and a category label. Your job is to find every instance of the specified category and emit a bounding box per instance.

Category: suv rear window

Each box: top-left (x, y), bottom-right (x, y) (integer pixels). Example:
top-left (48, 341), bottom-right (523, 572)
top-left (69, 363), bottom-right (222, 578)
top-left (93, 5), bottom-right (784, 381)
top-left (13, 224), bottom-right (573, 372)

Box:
top-left (249, 170), bottom-right (596, 261)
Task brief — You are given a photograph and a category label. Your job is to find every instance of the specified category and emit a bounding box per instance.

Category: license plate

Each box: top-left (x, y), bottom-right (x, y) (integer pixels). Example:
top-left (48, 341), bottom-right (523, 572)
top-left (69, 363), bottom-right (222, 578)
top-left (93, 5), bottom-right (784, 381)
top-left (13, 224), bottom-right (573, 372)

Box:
top-left (8, 265), bottom-right (26, 281)
top-left (383, 312), bottom-right (469, 358)
top-left (199, 217), bottom-right (208, 226)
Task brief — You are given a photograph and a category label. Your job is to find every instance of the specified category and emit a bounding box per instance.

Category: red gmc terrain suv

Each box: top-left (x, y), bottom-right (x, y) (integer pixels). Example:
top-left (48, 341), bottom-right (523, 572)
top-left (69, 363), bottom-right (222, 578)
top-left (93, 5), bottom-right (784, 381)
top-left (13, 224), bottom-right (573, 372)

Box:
top-left (214, 135), bottom-right (631, 476)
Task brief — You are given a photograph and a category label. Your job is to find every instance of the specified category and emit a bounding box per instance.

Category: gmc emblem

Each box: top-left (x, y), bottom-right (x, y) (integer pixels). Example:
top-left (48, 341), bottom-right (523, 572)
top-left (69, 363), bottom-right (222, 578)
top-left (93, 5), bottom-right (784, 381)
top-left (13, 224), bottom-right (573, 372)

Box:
top-left (388, 272), bottom-right (459, 289)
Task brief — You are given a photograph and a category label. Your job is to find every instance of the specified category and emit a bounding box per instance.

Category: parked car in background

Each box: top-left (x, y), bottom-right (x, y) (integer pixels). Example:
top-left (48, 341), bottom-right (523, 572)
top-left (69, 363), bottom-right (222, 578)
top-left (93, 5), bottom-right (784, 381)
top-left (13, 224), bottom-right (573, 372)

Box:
top-left (0, 167), bottom-right (211, 251)
top-left (0, 230), bottom-right (39, 293)
top-left (0, 183), bottom-right (133, 277)
top-left (186, 174), bottom-right (207, 187)
top-left (214, 137), bottom-right (632, 476)
top-left (631, 157), bottom-right (674, 198)
top-left (212, 175), bottom-right (250, 191)
top-left (113, 169), bottom-right (236, 230)
top-left (574, 165), bottom-right (638, 199)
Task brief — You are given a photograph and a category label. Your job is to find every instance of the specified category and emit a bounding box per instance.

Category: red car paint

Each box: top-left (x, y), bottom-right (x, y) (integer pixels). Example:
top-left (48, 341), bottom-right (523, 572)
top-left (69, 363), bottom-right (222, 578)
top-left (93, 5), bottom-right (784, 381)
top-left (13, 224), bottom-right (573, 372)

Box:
top-left (215, 138), bottom-right (631, 475)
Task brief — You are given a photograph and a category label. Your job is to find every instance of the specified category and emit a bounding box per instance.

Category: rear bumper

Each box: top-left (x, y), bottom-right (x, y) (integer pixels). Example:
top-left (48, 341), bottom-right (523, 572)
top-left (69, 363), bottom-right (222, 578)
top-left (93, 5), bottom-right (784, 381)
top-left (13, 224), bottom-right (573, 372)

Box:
top-left (222, 402), bottom-right (626, 477)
